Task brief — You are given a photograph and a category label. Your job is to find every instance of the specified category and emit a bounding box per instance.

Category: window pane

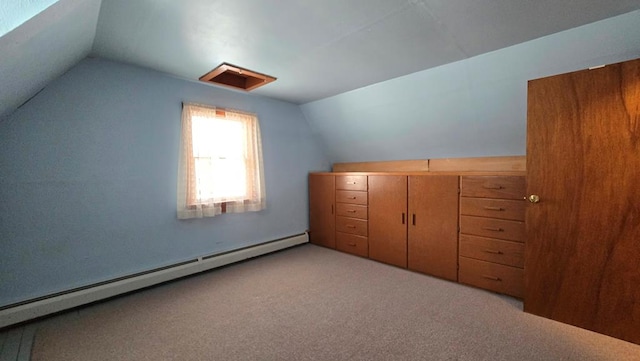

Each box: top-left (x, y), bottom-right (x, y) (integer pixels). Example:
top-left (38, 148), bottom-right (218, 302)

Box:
top-left (191, 115), bottom-right (248, 202)
top-left (211, 158), bottom-right (246, 200)
top-left (192, 116), bottom-right (245, 159)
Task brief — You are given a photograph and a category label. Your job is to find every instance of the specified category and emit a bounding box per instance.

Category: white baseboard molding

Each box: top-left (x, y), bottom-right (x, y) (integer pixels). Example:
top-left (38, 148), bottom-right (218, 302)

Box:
top-left (0, 233), bottom-right (308, 328)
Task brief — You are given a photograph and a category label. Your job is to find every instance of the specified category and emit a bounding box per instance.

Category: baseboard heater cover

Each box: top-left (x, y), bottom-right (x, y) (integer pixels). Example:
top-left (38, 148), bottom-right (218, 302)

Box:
top-left (0, 233), bottom-right (308, 328)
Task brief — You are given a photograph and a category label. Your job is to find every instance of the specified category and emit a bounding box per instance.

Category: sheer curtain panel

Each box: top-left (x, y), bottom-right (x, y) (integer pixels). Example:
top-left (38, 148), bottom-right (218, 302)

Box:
top-left (177, 103), bottom-right (266, 219)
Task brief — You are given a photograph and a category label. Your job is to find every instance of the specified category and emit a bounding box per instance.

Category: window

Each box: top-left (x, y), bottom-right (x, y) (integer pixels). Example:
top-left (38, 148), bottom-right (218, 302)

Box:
top-left (177, 103), bottom-right (266, 219)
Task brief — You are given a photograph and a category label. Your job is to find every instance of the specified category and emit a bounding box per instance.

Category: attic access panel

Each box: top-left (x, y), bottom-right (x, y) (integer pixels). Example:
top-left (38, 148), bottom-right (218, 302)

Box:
top-left (199, 63), bottom-right (276, 91)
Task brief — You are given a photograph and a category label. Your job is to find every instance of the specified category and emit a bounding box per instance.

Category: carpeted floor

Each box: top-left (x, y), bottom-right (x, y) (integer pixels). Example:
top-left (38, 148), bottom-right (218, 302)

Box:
top-left (31, 244), bottom-right (640, 360)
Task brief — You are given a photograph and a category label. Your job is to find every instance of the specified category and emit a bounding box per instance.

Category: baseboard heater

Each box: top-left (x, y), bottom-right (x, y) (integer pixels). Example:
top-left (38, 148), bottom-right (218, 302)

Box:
top-left (0, 233), bottom-right (308, 329)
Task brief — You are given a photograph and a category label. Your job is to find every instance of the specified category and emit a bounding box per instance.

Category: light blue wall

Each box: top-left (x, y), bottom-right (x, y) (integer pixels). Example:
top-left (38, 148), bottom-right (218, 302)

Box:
top-left (301, 10), bottom-right (640, 163)
top-left (0, 58), bottom-right (329, 307)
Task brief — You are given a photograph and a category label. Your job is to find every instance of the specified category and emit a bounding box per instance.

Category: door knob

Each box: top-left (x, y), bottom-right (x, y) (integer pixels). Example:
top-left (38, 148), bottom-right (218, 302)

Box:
top-left (527, 195), bottom-right (540, 203)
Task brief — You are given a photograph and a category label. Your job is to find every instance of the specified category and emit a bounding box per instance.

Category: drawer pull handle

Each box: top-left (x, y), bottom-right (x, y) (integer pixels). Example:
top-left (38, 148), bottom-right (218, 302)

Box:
top-left (346, 225), bottom-right (356, 229)
top-left (348, 242), bottom-right (357, 247)
top-left (348, 197), bottom-right (357, 200)
top-left (482, 275), bottom-right (502, 281)
top-left (483, 206), bottom-right (505, 211)
top-left (482, 227), bottom-right (504, 232)
top-left (483, 185), bottom-right (504, 190)
top-left (483, 249), bottom-right (503, 255)
top-left (347, 210), bottom-right (357, 213)
top-left (347, 182), bottom-right (357, 185)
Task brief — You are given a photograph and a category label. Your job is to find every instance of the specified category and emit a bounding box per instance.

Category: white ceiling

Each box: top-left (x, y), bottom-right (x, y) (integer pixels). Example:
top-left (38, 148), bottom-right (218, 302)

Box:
top-left (91, 0), bottom-right (640, 104)
top-left (2, 0), bottom-right (640, 120)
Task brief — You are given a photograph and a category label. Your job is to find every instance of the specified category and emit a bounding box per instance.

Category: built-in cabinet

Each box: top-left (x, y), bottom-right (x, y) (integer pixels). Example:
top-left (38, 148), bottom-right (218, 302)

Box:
top-left (308, 174), bottom-right (335, 249)
top-left (308, 172), bottom-right (524, 296)
top-left (458, 176), bottom-right (526, 298)
top-left (335, 175), bottom-right (369, 257)
top-left (368, 175), bottom-right (408, 268)
top-left (408, 176), bottom-right (459, 281)
top-left (368, 175), bottom-right (459, 280)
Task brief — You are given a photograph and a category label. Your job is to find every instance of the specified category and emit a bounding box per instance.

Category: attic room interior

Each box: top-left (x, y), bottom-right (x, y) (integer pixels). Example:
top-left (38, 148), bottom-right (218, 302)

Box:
top-left (1, 0), bottom-right (640, 360)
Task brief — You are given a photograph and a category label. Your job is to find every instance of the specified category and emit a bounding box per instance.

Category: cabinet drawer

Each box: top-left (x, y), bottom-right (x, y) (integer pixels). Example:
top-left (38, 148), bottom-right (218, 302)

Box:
top-left (336, 203), bottom-right (368, 219)
top-left (460, 215), bottom-right (525, 242)
top-left (336, 216), bottom-right (368, 236)
top-left (461, 176), bottom-right (525, 200)
top-left (336, 175), bottom-right (367, 191)
top-left (336, 190), bottom-right (368, 205)
top-left (459, 257), bottom-right (524, 298)
top-left (459, 234), bottom-right (524, 268)
top-left (336, 233), bottom-right (368, 257)
top-left (460, 198), bottom-right (525, 221)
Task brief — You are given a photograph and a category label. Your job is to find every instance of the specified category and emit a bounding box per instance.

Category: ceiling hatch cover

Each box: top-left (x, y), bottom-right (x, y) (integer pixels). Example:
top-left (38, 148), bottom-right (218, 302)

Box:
top-left (199, 63), bottom-right (276, 91)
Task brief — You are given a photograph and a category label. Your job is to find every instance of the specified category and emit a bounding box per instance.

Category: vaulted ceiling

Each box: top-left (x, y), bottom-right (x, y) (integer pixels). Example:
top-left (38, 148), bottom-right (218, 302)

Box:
top-left (2, 0), bottom-right (640, 119)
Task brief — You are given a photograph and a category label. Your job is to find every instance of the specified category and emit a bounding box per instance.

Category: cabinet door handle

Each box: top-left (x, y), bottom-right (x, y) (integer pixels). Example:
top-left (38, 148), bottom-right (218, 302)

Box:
top-left (482, 227), bottom-right (504, 232)
top-left (402, 213), bottom-right (405, 224)
top-left (483, 249), bottom-right (503, 255)
top-left (483, 206), bottom-right (504, 211)
top-left (483, 184), bottom-right (504, 190)
top-left (331, 205), bottom-right (334, 214)
top-left (482, 275), bottom-right (502, 281)
top-left (412, 214), bottom-right (416, 226)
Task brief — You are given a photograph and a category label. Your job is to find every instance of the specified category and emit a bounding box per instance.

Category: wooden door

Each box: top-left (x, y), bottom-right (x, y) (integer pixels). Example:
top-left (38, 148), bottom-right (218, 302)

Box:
top-left (525, 59), bottom-right (640, 344)
top-left (408, 175), bottom-right (459, 281)
top-left (369, 175), bottom-right (408, 268)
top-left (308, 174), bottom-right (335, 249)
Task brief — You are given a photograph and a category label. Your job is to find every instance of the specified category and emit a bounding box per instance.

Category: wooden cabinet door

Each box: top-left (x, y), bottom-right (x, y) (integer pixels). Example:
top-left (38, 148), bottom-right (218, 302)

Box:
top-left (525, 59), bottom-right (640, 345)
top-left (308, 174), bottom-right (335, 248)
top-left (369, 175), bottom-right (408, 268)
top-left (408, 176), bottom-right (459, 281)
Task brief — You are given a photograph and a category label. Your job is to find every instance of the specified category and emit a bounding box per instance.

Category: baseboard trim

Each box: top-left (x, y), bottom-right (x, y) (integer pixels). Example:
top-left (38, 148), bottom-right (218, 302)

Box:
top-left (0, 233), bottom-right (308, 328)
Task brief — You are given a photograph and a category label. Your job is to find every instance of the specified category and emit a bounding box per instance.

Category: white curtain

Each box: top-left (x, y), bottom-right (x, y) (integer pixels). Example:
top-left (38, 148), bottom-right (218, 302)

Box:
top-left (177, 103), bottom-right (266, 219)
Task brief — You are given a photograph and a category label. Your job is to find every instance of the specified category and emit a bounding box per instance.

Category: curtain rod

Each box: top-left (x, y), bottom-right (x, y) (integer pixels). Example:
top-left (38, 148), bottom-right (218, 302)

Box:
top-left (182, 102), bottom-right (257, 117)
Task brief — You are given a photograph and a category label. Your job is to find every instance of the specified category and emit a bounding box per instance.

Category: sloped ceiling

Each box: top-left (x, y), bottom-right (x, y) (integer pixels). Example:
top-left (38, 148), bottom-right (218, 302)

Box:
top-left (91, 0), bottom-right (640, 104)
top-left (2, 0), bottom-right (640, 119)
top-left (0, 0), bottom-right (102, 119)
top-left (0, 0), bottom-right (59, 36)
top-left (300, 10), bottom-right (640, 162)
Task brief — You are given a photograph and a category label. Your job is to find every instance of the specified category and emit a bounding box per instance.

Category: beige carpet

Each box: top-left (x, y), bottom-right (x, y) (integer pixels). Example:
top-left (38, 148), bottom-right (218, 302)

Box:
top-left (32, 244), bottom-right (640, 360)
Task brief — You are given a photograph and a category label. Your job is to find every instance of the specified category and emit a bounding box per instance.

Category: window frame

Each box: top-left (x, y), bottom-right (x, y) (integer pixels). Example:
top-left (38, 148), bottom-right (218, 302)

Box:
top-left (177, 103), bottom-right (266, 219)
